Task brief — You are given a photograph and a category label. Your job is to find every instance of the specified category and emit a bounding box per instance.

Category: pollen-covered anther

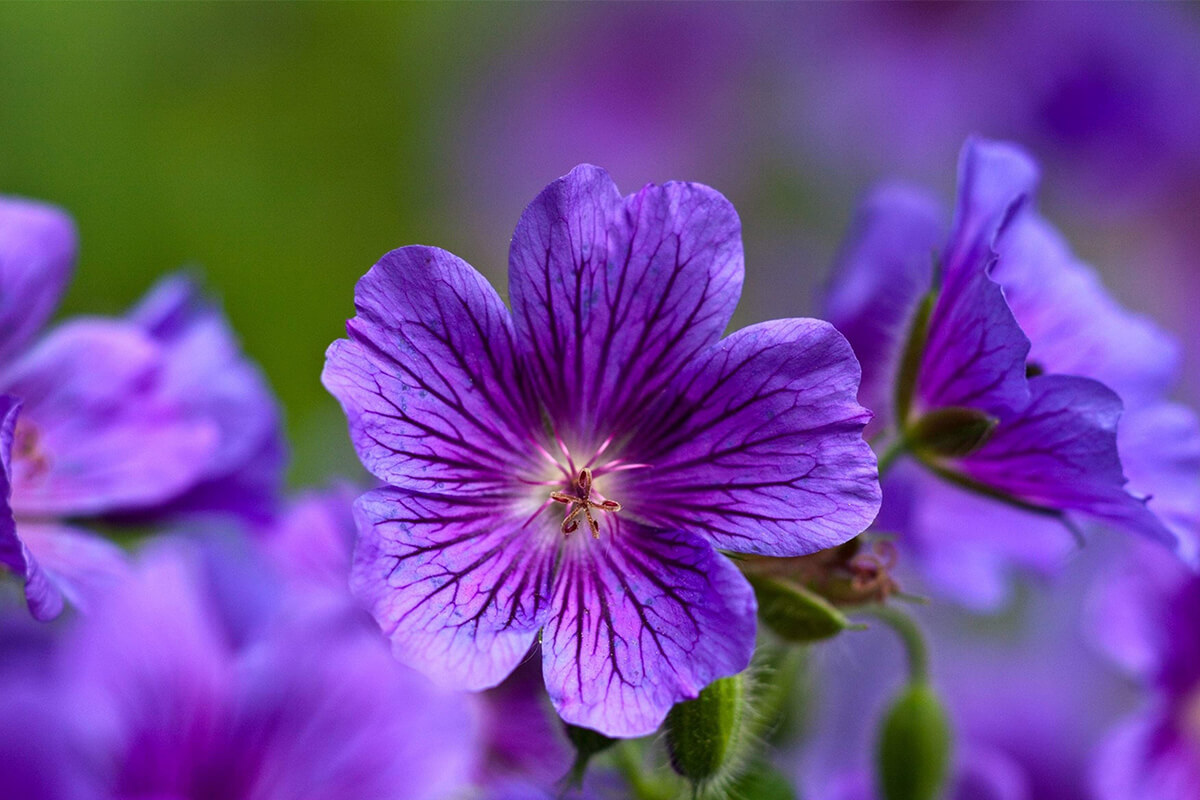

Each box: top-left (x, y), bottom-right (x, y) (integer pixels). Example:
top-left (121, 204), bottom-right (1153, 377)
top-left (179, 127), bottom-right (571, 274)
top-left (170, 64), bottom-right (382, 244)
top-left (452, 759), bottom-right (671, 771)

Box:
top-left (549, 467), bottom-right (621, 539)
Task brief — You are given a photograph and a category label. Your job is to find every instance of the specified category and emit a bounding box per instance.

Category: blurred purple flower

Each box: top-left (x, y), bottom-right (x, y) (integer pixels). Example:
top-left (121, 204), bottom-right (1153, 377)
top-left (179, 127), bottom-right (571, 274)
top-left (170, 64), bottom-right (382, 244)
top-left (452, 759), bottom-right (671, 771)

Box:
top-left (791, 4), bottom-right (1200, 202)
top-left (1, 536), bottom-right (478, 800)
top-left (324, 164), bottom-right (880, 736)
top-left (825, 137), bottom-right (1185, 608)
top-left (1088, 543), bottom-right (1200, 799)
top-left (0, 196), bottom-right (284, 621)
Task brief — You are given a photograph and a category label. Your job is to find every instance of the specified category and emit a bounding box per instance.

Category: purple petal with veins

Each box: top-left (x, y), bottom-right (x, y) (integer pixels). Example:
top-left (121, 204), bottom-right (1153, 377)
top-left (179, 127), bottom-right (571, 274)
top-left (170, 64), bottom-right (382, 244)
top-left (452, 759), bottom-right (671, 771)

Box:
top-left (351, 487), bottom-right (557, 691)
top-left (954, 375), bottom-right (1172, 544)
top-left (509, 164), bottom-right (743, 447)
top-left (541, 521), bottom-right (755, 737)
top-left (634, 318), bottom-right (879, 556)
top-left (917, 242), bottom-right (1031, 418)
top-left (323, 246), bottom-right (543, 493)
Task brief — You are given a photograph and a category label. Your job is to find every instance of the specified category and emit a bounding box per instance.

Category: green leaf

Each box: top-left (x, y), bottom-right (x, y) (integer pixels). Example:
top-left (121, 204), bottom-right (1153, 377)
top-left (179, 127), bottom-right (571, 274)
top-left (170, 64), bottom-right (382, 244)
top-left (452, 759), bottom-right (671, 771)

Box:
top-left (748, 574), bottom-right (857, 643)
top-left (876, 682), bottom-right (953, 800)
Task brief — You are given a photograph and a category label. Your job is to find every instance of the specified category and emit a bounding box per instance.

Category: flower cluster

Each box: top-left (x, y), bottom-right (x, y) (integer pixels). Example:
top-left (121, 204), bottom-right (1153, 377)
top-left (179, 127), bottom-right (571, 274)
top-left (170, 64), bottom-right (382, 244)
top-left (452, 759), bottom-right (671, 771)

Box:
top-left (1, 131), bottom-right (1198, 799)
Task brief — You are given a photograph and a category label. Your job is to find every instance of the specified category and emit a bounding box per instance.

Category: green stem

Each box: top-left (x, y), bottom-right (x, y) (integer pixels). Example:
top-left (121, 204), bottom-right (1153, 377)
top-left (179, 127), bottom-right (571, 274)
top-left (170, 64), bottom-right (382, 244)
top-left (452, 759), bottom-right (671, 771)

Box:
top-left (855, 605), bottom-right (930, 683)
top-left (611, 741), bottom-right (675, 800)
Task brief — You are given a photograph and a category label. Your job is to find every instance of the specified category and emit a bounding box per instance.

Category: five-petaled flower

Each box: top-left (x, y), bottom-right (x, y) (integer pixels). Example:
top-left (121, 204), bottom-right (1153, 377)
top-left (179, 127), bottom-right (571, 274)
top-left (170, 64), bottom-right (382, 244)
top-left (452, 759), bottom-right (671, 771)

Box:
top-left (323, 165), bottom-right (881, 736)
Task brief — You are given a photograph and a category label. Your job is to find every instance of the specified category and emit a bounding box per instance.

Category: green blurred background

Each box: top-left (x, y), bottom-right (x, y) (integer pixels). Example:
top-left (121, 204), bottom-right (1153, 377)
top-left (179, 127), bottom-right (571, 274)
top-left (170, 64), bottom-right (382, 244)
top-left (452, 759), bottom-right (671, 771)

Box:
top-left (0, 4), bottom-right (536, 485)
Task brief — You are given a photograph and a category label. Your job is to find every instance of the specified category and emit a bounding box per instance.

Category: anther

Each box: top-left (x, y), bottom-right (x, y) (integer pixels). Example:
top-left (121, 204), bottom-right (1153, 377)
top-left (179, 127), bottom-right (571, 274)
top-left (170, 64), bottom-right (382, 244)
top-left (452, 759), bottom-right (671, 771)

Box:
top-left (551, 467), bottom-right (620, 539)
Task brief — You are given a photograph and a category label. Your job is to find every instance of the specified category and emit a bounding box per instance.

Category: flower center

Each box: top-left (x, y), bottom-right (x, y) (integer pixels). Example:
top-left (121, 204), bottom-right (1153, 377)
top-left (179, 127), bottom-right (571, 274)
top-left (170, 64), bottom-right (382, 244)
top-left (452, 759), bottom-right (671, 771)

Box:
top-left (549, 467), bottom-right (621, 538)
top-left (12, 417), bottom-right (49, 482)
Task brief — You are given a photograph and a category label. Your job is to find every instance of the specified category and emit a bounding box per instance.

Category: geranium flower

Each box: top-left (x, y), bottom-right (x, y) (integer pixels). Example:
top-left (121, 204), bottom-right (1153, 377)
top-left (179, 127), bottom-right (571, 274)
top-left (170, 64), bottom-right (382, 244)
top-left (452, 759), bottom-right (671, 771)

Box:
top-left (324, 165), bottom-right (880, 736)
top-left (0, 196), bottom-right (284, 620)
top-left (825, 137), bottom-right (1181, 608)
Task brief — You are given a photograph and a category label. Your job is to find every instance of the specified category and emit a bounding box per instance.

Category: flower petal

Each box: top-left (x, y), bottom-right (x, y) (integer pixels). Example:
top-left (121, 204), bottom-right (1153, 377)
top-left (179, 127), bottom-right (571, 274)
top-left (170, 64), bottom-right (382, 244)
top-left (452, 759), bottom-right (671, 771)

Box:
top-left (918, 256), bottom-right (1031, 418)
top-left (1, 319), bottom-right (219, 517)
top-left (633, 318), bottom-right (879, 557)
top-left (994, 214), bottom-right (1180, 407)
top-left (17, 523), bottom-right (130, 616)
top-left (882, 461), bottom-right (1076, 611)
top-left (824, 184), bottom-right (945, 431)
top-left (944, 138), bottom-right (1038, 272)
top-left (0, 396), bottom-right (63, 621)
top-left (127, 274), bottom-right (286, 522)
top-left (955, 375), bottom-right (1174, 544)
top-left (323, 247), bottom-right (541, 492)
top-left (509, 165), bottom-right (743, 446)
top-left (0, 197), bottom-right (76, 366)
top-left (1118, 404), bottom-right (1200, 564)
top-left (350, 487), bottom-right (557, 691)
top-left (541, 522), bottom-right (755, 737)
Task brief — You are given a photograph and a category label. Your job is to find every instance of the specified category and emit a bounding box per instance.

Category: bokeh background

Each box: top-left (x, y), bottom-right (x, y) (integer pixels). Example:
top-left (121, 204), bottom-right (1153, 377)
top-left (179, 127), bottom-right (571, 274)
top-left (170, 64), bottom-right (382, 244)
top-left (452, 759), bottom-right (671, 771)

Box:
top-left (2, 2), bottom-right (1197, 488)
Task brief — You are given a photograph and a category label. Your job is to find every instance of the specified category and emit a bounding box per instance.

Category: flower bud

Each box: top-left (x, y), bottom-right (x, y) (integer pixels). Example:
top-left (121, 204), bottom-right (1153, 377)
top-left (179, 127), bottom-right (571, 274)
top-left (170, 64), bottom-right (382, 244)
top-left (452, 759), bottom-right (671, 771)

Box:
top-left (748, 574), bottom-right (857, 642)
top-left (665, 674), bottom-right (748, 787)
top-left (907, 406), bottom-right (999, 458)
top-left (876, 681), bottom-right (952, 800)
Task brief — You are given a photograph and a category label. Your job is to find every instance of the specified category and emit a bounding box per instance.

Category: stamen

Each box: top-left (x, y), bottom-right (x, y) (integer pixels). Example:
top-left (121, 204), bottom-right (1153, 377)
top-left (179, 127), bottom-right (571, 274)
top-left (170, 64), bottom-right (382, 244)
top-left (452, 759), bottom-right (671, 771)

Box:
top-left (593, 461), bottom-right (651, 477)
top-left (577, 467), bottom-right (593, 495)
top-left (532, 441), bottom-right (573, 482)
top-left (553, 431), bottom-right (577, 476)
top-left (550, 467), bottom-right (622, 539)
top-left (582, 434), bottom-right (616, 469)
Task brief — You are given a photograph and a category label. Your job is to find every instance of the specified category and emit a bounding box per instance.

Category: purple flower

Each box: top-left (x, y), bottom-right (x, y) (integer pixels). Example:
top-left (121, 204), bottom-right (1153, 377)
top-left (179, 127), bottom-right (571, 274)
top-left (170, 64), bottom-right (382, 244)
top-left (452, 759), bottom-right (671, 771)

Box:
top-left (0, 196), bottom-right (285, 620)
top-left (825, 138), bottom-right (1181, 608)
top-left (0, 536), bottom-right (479, 800)
top-left (323, 165), bottom-right (880, 736)
top-left (1088, 543), bottom-right (1200, 800)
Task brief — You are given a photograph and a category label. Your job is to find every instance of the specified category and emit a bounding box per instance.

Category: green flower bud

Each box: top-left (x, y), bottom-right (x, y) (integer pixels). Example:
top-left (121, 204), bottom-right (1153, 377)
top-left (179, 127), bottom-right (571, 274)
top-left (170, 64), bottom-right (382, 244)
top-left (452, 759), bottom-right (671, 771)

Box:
top-left (665, 674), bottom-right (748, 787)
top-left (907, 406), bottom-right (999, 459)
top-left (876, 682), bottom-right (953, 800)
top-left (748, 574), bottom-right (858, 642)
